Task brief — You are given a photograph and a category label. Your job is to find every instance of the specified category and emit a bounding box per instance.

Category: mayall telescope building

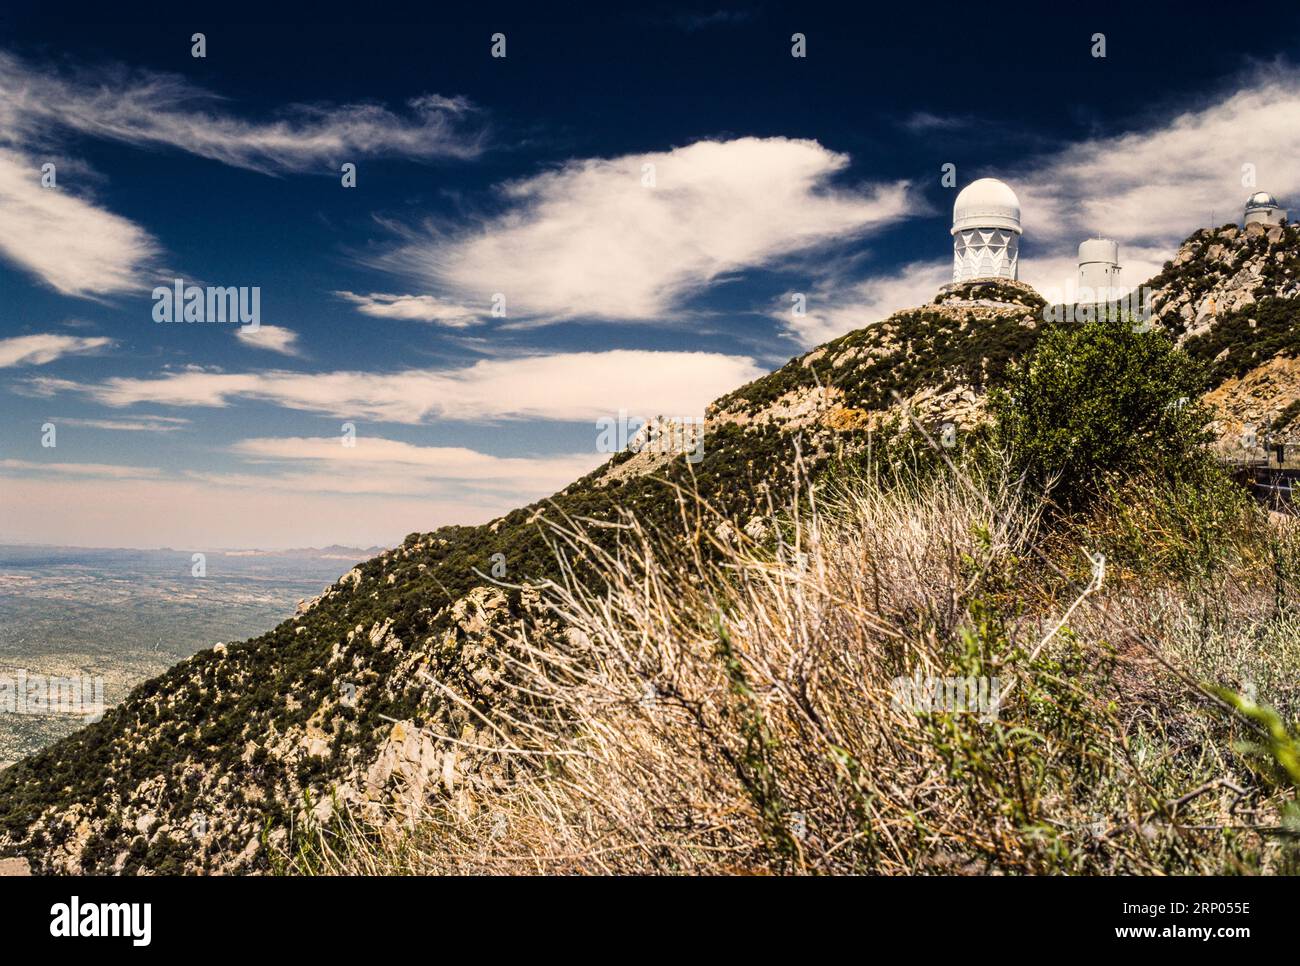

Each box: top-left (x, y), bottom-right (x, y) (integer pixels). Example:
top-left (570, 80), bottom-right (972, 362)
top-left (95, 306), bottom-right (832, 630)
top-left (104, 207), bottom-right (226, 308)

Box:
top-left (951, 178), bottom-right (1022, 283)
top-left (1077, 237), bottom-right (1121, 300)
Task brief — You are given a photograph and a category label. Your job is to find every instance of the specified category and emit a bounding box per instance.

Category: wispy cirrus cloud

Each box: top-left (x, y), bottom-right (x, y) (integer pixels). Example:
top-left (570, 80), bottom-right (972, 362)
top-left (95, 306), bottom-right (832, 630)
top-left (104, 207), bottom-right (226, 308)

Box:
top-left (0, 333), bottom-right (113, 367)
top-left (0, 51), bottom-right (483, 173)
top-left (0, 49), bottom-right (482, 297)
top-left (668, 8), bottom-right (756, 31)
top-left (0, 150), bottom-right (161, 297)
top-left (901, 111), bottom-right (973, 133)
top-left (334, 291), bottom-right (484, 327)
top-left (222, 435), bottom-right (604, 494)
top-left (379, 137), bottom-right (911, 324)
top-left (0, 458), bottom-right (161, 479)
top-left (54, 416), bottom-right (190, 432)
top-left (25, 350), bottom-right (764, 423)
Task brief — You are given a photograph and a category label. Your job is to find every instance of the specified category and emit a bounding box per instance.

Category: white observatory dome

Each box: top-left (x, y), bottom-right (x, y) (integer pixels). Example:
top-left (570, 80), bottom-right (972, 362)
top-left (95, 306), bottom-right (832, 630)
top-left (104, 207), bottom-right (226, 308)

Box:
top-left (951, 178), bottom-right (1022, 283)
top-left (1245, 191), bottom-right (1279, 211)
top-left (952, 178), bottom-right (1022, 235)
top-left (1078, 238), bottom-right (1119, 264)
top-left (1244, 190), bottom-right (1287, 227)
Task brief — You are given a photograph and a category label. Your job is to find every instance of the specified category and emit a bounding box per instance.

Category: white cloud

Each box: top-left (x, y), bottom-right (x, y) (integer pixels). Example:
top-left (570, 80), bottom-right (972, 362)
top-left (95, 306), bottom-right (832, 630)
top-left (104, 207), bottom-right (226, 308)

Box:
top-left (0, 333), bottom-right (113, 367)
top-left (382, 137), bottom-right (911, 323)
top-left (55, 416), bottom-right (190, 432)
top-left (0, 49), bottom-right (481, 296)
top-left (0, 459), bottom-right (159, 479)
top-left (0, 51), bottom-right (483, 173)
top-left (236, 324), bottom-right (301, 356)
top-left (27, 350), bottom-right (763, 424)
top-left (335, 291), bottom-right (483, 326)
top-left (1019, 65), bottom-right (1300, 263)
top-left (219, 435), bottom-right (604, 495)
top-left (0, 149), bottom-right (160, 297)
top-left (234, 434), bottom-right (587, 472)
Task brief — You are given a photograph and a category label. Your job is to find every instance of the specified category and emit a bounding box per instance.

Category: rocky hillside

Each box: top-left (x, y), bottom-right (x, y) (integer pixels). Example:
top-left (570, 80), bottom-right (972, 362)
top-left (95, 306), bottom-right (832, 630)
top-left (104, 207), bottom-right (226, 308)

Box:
top-left (1147, 220), bottom-right (1300, 448)
top-left (1, 228), bottom-right (1297, 874)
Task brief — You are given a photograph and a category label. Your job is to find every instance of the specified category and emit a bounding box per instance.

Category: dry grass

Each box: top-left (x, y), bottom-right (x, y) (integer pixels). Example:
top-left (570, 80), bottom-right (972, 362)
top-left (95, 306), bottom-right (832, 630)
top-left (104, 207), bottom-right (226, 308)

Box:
top-left (281, 457), bottom-right (1300, 875)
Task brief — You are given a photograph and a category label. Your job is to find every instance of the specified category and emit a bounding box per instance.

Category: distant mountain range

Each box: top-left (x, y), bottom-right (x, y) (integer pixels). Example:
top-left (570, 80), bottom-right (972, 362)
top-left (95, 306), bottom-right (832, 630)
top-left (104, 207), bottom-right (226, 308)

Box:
top-left (218, 546), bottom-right (386, 560)
top-left (1, 544), bottom-right (383, 558)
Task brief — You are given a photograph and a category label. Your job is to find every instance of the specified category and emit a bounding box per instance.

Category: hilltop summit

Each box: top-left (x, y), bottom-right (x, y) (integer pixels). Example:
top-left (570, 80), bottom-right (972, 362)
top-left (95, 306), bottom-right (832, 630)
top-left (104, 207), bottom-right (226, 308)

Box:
top-left (2, 224), bottom-right (1299, 873)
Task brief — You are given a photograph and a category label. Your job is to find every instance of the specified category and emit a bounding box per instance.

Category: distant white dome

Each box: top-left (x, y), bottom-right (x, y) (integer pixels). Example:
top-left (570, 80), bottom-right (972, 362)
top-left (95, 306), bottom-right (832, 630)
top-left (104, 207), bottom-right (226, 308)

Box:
top-left (952, 178), bottom-right (1022, 235)
top-left (1245, 191), bottom-right (1280, 211)
top-left (1244, 190), bottom-right (1287, 227)
top-left (1078, 237), bottom-right (1119, 264)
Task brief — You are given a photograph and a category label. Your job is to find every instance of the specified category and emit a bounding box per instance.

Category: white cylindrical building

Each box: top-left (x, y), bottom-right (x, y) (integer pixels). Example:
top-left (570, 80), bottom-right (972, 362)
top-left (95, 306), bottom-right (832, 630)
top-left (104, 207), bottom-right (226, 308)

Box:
top-left (951, 178), bottom-right (1022, 283)
top-left (1077, 238), bottom-right (1121, 301)
top-left (1244, 191), bottom-right (1287, 226)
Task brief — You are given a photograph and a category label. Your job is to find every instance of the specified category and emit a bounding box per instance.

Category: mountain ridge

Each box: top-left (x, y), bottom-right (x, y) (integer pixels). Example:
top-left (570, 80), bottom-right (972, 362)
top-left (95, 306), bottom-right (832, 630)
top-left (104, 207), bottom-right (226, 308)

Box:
top-left (2, 224), bottom-right (1298, 874)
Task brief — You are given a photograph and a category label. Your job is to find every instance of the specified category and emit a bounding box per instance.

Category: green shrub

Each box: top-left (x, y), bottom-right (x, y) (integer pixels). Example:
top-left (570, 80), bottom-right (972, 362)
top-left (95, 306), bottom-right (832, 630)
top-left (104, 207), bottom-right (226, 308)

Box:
top-left (991, 311), bottom-right (1214, 508)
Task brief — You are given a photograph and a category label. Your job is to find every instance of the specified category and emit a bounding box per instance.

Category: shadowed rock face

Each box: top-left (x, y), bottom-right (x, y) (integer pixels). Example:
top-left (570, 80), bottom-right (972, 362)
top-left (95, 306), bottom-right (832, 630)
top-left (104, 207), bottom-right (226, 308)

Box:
top-left (1148, 222), bottom-right (1300, 448)
top-left (2, 225), bottom-right (1297, 874)
top-left (1205, 356), bottom-right (1300, 456)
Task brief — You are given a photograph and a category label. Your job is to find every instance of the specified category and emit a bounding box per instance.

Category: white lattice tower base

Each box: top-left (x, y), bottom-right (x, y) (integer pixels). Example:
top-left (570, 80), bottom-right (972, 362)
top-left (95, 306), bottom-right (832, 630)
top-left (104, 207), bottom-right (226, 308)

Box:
top-left (952, 228), bottom-right (1019, 283)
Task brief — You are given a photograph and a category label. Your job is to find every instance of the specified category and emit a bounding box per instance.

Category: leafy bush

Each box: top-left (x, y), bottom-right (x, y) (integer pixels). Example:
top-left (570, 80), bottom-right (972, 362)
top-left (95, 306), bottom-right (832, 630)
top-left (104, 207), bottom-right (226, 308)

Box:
top-left (991, 312), bottom-right (1214, 508)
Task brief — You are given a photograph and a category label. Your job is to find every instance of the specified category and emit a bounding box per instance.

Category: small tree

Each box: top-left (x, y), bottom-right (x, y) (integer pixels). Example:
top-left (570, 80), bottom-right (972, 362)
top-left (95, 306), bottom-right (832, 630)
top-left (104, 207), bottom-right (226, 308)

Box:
top-left (991, 312), bottom-right (1214, 507)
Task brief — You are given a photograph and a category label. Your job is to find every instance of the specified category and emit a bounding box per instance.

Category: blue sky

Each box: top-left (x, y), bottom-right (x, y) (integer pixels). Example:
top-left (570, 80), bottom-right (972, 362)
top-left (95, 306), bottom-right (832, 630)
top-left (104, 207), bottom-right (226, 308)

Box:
top-left (3, 2), bottom-right (1300, 548)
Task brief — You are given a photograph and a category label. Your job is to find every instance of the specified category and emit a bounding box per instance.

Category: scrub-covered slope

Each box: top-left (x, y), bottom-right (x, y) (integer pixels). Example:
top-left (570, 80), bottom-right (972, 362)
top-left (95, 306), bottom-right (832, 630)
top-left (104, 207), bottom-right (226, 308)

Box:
top-left (2, 226), bottom-right (1296, 873)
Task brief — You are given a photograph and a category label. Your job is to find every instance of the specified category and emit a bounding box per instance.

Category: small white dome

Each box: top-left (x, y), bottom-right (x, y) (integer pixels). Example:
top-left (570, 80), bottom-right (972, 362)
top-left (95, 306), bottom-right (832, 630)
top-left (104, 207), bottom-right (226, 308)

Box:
top-left (1245, 191), bottom-right (1279, 210)
top-left (952, 178), bottom-right (1021, 235)
top-left (1078, 237), bottom-right (1119, 263)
